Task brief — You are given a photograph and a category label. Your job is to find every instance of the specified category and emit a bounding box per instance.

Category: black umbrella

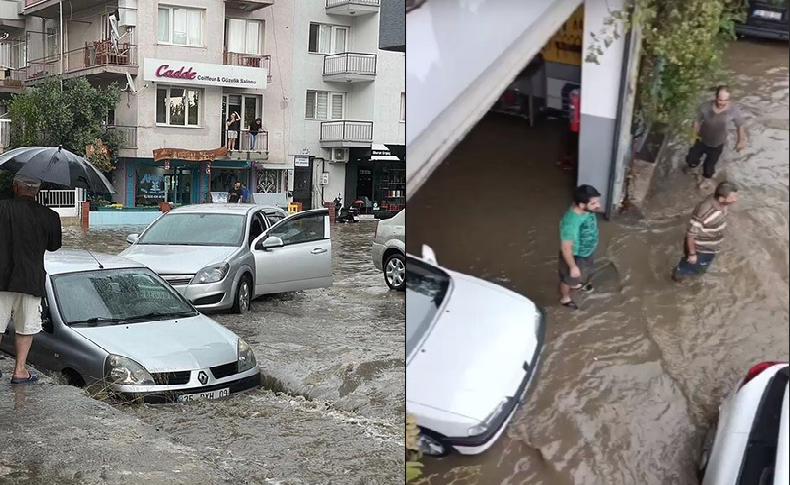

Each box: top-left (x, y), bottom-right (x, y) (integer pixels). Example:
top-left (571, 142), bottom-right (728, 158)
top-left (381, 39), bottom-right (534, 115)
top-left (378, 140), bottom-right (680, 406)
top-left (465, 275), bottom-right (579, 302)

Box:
top-left (0, 146), bottom-right (116, 194)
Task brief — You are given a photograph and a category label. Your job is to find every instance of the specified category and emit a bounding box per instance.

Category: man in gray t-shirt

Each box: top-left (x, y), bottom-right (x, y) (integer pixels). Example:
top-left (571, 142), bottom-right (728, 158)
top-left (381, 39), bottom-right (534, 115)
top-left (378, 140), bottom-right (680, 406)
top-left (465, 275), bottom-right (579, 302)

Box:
top-left (685, 85), bottom-right (747, 189)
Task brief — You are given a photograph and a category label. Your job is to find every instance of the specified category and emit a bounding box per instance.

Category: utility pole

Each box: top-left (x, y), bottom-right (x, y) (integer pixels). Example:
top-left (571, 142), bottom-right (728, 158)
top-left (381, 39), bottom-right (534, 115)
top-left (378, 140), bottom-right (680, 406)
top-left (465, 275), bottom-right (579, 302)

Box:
top-left (59, 0), bottom-right (64, 91)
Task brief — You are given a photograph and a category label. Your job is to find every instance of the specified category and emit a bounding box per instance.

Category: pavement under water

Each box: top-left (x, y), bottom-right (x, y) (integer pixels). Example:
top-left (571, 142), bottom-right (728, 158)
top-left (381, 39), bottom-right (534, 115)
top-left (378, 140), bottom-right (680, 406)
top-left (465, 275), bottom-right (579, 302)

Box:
top-left (1, 221), bottom-right (404, 484)
top-left (406, 39), bottom-right (789, 485)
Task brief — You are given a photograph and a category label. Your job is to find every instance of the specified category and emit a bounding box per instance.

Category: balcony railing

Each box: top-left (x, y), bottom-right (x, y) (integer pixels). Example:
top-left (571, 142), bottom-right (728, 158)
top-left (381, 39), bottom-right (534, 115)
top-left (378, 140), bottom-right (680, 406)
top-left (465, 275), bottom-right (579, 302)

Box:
top-left (25, 42), bottom-right (137, 80)
top-left (323, 53), bottom-right (377, 76)
top-left (0, 70), bottom-right (26, 89)
top-left (225, 130), bottom-right (269, 152)
top-left (223, 51), bottom-right (272, 82)
top-left (320, 121), bottom-right (373, 143)
top-left (107, 125), bottom-right (137, 149)
top-left (326, 0), bottom-right (380, 7)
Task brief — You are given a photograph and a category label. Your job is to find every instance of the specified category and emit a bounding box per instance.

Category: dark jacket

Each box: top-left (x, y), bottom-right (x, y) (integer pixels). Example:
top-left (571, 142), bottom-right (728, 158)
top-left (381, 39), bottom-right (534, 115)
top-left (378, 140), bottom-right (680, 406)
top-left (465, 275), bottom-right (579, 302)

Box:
top-left (0, 197), bottom-right (62, 298)
top-left (249, 120), bottom-right (262, 134)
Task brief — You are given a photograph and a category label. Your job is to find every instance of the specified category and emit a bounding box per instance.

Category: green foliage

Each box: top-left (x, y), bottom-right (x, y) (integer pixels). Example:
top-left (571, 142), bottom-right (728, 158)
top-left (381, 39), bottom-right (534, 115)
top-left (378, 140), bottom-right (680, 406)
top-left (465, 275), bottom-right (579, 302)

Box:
top-left (8, 77), bottom-right (122, 173)
top-left (405, 414), bottom-right (423, 483)
top-left (586, 0), bottom-right (748, 132)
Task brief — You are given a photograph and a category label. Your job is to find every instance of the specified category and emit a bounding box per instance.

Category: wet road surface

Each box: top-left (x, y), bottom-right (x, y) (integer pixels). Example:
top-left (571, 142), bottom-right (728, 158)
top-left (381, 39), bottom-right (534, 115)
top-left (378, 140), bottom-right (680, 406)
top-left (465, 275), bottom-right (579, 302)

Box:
top-left (407, 40), bottom-right (789, 484)
top-left (54, 221), bottom-right (405, 484)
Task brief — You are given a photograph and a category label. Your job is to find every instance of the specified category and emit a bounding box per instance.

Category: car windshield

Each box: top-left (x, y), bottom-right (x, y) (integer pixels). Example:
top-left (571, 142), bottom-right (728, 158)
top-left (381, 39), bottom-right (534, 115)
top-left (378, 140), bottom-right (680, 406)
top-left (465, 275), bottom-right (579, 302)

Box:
top-left (406, 258), bottom-right (450, 357)
top-left (52, 268), bottom-right (197, 326)
top-left (138, 213), bottom-right (246, 246)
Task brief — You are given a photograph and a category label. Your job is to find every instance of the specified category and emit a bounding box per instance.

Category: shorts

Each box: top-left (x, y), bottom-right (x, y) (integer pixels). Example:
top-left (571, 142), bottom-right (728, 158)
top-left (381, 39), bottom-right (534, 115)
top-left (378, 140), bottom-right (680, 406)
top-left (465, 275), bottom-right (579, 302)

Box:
top-left (0, 292), bottom-right (43, 336)
top-left (227, 130), bottom-right (238, 139)
top-left (673, 253), bottom-right (716, 277)
top-left (558, 253), bottom-right (594, 287)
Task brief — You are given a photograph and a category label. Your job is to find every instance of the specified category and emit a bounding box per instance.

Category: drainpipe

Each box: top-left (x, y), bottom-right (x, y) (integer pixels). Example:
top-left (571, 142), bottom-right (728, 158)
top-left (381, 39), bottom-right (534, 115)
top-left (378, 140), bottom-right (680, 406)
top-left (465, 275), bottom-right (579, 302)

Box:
top-left (605, 27), bottom-right (635, 220)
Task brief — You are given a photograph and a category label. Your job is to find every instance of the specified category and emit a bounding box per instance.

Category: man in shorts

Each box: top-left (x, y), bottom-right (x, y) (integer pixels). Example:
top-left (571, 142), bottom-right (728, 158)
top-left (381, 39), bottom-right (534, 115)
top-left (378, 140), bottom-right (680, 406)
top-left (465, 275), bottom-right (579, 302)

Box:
top-left (559, 185), bottom-right (601, 310)
top-left (0, 174), bottom-right (62, 384)
top-left (673, 182), bottom-right (738, 282)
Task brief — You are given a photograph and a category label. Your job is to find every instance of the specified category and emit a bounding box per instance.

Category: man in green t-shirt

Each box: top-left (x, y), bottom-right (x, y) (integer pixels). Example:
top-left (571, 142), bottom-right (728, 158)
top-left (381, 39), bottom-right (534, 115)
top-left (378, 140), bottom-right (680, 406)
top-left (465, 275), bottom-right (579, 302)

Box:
top-left (558, 185), bottom-right (601, 310)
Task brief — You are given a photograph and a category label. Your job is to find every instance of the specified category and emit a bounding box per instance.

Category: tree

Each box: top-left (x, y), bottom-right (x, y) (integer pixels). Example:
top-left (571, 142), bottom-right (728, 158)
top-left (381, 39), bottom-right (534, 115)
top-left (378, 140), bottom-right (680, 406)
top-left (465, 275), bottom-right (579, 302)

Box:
top-left (7, 76), bottom-right (123, 173)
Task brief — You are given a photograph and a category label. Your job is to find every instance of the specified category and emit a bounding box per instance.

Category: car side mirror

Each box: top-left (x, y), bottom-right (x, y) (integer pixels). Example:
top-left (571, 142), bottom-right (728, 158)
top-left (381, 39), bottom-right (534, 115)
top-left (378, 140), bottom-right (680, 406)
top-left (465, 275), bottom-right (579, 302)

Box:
top-left (421, 244), bottom-right (438, 266)
top-left (258, 236), bottom-right (284, 250)
top-left (126, 233), bottom-right (139, 245)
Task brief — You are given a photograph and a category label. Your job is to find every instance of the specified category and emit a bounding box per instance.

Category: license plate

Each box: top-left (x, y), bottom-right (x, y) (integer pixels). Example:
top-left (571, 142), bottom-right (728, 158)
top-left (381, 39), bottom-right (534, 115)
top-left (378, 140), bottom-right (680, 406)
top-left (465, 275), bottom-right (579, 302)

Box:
top-left (754, 9), bottom-right (782, 20)
top-left (177, 388), bottom-right (230, 403)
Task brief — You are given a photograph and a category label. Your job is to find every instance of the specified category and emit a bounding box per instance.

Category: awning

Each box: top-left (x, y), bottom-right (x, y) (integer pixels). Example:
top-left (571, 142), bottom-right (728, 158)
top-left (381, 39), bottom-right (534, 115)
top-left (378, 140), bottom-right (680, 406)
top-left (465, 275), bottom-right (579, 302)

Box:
top-left (370, 143), bottom-right (402, 161)
top-left (255, 162), bottom-right (294, 170)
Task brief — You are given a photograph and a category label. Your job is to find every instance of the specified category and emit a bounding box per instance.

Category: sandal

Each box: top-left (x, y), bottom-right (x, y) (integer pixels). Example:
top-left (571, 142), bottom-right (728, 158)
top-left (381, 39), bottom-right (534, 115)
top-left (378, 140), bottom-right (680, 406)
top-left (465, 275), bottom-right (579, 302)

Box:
top-left (11, 373), bottom-right (38, 385)
top-left (561, 300), bottom-right (579, 310)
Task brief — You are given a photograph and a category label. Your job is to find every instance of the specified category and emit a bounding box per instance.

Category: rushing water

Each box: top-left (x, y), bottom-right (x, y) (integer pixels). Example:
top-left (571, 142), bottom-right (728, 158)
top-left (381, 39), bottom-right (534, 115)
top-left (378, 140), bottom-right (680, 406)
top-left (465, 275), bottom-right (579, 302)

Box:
top-left (62, 221), bottom-right (405, 484)
top-left (407, 40), bottom-right (789, 484)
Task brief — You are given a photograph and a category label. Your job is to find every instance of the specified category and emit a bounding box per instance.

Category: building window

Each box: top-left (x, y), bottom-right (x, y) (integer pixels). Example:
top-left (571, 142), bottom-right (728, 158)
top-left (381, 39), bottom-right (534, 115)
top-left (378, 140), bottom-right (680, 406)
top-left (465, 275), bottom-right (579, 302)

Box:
top-left (45, 26), bottom-right (57, 59)
top-left (400, 93), bottom-right (405, 122)
top-left (305, 91), bottom-right (345, 120)
top-left (158, 6), bottom-right (203, 46)
top-left (257, 169), bottom-right (282, 193)
top-left (226, 19), bottom-right (263, 55)
top-left (308, 23), bottom-right (348, 54)
top-left (157, 86), bottom-right (201, 126)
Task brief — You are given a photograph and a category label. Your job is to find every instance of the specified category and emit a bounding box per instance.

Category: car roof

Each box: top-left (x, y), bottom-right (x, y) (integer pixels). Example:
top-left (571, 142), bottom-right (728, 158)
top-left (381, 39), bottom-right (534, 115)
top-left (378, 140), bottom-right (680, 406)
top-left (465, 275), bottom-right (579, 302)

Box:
top-left (167, 203), bottom-right (285, 215)
top-left (45, 249), bottom-right (146, 276)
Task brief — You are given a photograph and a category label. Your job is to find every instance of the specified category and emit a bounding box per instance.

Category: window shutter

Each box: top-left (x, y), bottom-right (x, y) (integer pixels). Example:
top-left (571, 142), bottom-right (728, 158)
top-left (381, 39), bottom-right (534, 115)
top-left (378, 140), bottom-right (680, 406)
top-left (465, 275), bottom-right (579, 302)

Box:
top-left (316, 92), bottom-right (329, 120)
top-left (331, 93), bottom-right (344, 120)
top-left (305, 91), bottom-right (317, 119)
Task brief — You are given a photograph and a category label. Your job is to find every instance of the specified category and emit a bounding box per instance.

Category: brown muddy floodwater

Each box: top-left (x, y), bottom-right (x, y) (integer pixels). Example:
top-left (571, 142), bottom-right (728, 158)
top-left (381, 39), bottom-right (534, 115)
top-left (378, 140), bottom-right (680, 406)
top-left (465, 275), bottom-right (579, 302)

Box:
top-left (62, 222), bottom-right (405, 484)
top-left (407, 40), bottom-right (789, 485)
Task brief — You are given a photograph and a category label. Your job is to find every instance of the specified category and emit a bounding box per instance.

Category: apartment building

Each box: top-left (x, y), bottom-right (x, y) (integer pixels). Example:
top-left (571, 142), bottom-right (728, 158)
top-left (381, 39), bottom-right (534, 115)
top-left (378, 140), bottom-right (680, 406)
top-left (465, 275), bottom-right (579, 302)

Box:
top-left (0, 0), bottom-right (404, 213)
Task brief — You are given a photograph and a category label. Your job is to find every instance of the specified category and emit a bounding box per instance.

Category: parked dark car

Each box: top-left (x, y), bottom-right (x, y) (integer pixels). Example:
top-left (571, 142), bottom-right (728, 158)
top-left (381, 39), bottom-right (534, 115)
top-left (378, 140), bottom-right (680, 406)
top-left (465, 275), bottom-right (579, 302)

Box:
top-left (736, 0), bottom-right (789, 41)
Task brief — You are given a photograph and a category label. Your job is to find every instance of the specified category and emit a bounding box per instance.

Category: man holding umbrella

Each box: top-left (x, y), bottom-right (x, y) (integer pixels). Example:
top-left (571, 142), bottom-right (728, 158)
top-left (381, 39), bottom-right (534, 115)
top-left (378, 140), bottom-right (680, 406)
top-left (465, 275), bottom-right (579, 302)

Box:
top-left (0, 174), bottom-right (62, 384)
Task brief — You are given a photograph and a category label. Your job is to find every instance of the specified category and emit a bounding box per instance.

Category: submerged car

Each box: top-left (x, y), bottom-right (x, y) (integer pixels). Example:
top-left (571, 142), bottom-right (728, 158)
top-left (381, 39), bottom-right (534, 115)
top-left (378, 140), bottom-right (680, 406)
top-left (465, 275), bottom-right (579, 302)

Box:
top-left (736, 1), bottom-right (790, 41)
top-left (701, 361), bottom-right (789, 485)
top-left (121, 204), bottom-right (333, 314)
top-left (372, 209), bottom-right (405, 291)
top-left (406, 246), bottom-right (545, 456)
top-left (0, 250), bottom-right (261, 403)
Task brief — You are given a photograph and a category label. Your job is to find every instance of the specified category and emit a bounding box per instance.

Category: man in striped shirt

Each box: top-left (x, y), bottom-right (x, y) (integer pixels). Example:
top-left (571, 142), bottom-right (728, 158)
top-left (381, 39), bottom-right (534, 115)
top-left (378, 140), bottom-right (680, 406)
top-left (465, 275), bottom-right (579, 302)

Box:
top-left (673, 182), bottom-right (739, 282)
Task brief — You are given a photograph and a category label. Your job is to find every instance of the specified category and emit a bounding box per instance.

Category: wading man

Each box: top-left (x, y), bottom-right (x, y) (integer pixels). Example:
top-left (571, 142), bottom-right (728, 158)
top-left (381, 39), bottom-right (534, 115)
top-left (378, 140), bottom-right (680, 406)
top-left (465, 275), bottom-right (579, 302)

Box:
top-left (685, 85), bottom-right (747, 190)
top-left (559, 184), bottom-right (601, 310)
top-left (673, 182), bottom-right (739, 282)
top-left (0, 175), bottom-right (62, 383)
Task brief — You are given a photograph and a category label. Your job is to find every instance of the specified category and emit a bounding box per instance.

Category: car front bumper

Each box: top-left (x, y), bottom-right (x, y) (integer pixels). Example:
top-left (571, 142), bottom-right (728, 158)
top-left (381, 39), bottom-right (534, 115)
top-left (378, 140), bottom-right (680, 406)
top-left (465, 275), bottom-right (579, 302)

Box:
top-left (445, 308), bottom-right (547, 455)
top-left (372, 242), bottom-right (386, 271)
top-left (112, 368), bottom-right (262, 404)
top-left (171, 278), bottom-right (236, 312)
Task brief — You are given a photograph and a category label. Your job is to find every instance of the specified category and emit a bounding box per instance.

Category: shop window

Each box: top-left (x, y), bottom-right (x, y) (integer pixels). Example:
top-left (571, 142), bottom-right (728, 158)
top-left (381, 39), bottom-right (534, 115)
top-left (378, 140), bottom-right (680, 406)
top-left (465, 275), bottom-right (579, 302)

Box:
top-left (136, 165), bottom-right (167, 207)
top-left (305, 90), bottom-right (344, 120)
top-left (308, 23), bottom-right (348, 54)
top-left (256, 169), bottom-right (282, 193)
top-left (158, 6), bottom-right (203, 47)
top-left (157, 86), bottom-right (201, 127)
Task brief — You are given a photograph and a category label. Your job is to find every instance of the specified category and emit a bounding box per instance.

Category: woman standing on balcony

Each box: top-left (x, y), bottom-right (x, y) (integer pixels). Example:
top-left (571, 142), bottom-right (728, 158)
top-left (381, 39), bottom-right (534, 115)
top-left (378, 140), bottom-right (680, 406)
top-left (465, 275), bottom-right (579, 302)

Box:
top-left (249, 118), bottom-right (262, 150)
top-left (226, 112), bottom-right (240, 151)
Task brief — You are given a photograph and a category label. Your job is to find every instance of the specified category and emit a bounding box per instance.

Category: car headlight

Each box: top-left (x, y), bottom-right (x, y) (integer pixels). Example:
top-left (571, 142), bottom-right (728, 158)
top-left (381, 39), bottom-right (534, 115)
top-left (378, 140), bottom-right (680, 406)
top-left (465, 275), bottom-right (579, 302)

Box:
top-left (193, 263), bottom-right (230, 284)
top-left (467, 399), bottom-right (508, 436)
top-left (237, 338), bottom-right (257, 373)
top-left (104, 354), bottom-right (154, 386)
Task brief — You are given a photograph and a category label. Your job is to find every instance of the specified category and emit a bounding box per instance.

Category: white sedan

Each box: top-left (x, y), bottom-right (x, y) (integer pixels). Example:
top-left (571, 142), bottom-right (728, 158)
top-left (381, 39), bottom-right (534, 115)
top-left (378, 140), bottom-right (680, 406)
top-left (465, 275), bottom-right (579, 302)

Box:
top-left (406, 246), bottom-right (545, 456)
top-left (701, 361), bottom-right (789, 485)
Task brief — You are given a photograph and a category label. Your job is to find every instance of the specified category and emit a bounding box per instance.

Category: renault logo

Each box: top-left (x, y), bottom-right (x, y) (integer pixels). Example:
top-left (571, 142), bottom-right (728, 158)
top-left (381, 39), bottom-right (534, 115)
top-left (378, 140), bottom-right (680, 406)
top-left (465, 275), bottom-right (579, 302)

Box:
top-left (197, 371), bottom-right (209, 385)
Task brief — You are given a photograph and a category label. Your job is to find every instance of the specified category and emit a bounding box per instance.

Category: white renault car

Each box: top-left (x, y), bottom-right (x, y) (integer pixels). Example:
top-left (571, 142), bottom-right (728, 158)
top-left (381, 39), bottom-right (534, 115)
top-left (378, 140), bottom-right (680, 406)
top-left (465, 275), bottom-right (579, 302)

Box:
top-left (701, 361), bottom-right (789, 485)
top-left (406, 246), bottom-right (545, 456)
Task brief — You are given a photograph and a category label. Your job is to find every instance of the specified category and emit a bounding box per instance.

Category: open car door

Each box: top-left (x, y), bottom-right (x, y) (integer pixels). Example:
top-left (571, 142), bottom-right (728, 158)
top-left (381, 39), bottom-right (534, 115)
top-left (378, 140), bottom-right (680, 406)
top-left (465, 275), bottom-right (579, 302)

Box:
top-left (251, 209), bottom-right (333, 295)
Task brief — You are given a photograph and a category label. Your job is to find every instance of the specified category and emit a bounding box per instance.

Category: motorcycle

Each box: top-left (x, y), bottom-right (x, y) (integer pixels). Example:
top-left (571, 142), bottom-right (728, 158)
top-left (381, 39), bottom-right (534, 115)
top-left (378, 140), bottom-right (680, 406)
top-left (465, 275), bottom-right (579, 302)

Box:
top-left (333, 195), bottom-right (359, 223)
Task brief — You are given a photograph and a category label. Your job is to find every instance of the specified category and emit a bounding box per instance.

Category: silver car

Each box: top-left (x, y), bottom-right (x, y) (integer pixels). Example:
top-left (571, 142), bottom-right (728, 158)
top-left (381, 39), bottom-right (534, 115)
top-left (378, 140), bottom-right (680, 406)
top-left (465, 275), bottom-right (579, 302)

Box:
top-left (0, 250), bottom-right (261, 403)
top-left (120, 204), bottom-right (333, 313)
top-left (372, 209), bottom-right (405, 291)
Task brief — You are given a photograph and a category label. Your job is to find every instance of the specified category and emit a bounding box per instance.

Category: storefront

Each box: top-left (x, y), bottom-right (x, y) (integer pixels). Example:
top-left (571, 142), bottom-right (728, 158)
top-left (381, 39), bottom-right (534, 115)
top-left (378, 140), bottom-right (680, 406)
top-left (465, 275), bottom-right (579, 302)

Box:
top-left (345, 144), bottom-right (405, 214)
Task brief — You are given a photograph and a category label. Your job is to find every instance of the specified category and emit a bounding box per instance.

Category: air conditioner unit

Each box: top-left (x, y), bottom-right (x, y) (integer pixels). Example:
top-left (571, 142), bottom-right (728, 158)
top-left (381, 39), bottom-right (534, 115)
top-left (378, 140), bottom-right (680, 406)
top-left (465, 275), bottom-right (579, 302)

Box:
top-left (330, 148), bottom-right (348, 163)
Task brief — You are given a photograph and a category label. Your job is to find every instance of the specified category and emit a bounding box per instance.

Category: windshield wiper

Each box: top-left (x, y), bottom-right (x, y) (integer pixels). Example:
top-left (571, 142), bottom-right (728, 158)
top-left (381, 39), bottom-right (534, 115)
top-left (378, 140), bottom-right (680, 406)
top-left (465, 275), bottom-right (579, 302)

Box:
top-left (122, 311), bottom-right (198, 322)
top-left (68, 317), bottom-right (127, 327)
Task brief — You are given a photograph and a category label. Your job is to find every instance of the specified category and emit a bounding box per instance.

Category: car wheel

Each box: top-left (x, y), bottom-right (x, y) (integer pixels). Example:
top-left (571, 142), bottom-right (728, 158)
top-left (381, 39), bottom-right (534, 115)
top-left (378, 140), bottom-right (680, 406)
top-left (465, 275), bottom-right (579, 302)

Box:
top-left (384, 253), bottom-right (405, 291)
top-left (417, 429), bottom-right (450, 457)
top-left (232, 275), bottom-right (252, 314)
top-left (698, 419), bottom-right (718, 480)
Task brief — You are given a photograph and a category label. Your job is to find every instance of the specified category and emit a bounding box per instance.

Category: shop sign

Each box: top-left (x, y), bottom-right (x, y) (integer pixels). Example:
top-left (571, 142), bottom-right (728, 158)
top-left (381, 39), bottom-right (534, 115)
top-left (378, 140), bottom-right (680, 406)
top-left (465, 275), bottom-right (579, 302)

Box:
top-left (144, 58), bottom-right (268, 90)
top-left (138, 173), bottom-right (166, 200)
top-left (153, 147), bottom-right (229, 163)
top-left (294, 156), bottom-right (310, 168)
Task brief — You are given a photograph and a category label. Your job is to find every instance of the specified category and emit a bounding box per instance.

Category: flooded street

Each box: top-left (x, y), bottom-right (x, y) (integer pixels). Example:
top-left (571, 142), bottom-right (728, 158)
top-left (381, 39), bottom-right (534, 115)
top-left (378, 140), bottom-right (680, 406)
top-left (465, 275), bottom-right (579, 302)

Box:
top-left (407, 39), bottom-right (789, 485)
top-left (61, 221), bottom-right (405, 484)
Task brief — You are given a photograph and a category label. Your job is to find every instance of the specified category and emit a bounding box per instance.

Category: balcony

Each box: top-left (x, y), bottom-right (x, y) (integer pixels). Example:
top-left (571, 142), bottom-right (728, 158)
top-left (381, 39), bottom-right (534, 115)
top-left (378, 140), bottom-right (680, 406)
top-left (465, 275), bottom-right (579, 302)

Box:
top-left (24, 41), bottom-right (138, 82)
top-left (223, 51), bottom-right (272, 83)
top-left (224, 0), bottom-right (274, 11)
top-left (320, 120), bottom-right (373, 148)
top-left (323, 53), bottom-right (376, 83)
top-left (23, 0), bottom-right (105, 18)
top-left (223, 130), bottom-right (269, 161)
top-left (325, 0), bottom-right (379, 16)
top-left (106, 125), bottom-right (137, 149)
top-left (0, 69), bottom-right (25, 92)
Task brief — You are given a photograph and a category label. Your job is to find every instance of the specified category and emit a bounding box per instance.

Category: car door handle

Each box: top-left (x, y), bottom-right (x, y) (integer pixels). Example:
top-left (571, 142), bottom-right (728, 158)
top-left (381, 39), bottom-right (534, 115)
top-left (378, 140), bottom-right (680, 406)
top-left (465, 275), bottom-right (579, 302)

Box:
top-left (311, 248), bottom-right (328, 255)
